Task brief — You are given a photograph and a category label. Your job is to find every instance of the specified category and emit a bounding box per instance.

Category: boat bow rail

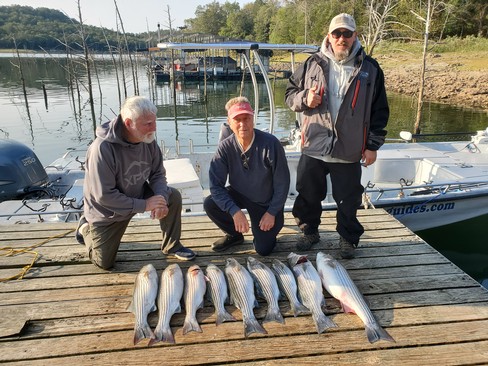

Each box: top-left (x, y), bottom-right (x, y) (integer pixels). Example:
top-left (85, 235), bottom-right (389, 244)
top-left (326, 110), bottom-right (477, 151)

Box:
top-left (156, 41), bottom-right (319, 135)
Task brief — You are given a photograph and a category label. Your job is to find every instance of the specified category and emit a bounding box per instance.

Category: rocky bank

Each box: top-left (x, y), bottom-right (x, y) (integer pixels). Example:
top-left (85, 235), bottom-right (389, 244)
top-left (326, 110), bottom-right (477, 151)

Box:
top-left (274, 51), bottom-right (488, 111)
top-left (378, 52), bottom-right (488, 111)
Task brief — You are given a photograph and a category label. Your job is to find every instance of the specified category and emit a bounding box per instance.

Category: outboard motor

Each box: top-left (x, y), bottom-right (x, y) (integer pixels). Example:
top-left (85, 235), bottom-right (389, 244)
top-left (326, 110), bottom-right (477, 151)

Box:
top-left (0, 139), bottom-right (49, 202)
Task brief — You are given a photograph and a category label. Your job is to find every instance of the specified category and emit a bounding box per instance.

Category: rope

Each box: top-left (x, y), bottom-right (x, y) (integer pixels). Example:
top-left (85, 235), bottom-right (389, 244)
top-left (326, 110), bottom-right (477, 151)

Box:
top-left (0, 228), bottom-right (75, 282)
top-left (362, 192), bottom-right (376, 209)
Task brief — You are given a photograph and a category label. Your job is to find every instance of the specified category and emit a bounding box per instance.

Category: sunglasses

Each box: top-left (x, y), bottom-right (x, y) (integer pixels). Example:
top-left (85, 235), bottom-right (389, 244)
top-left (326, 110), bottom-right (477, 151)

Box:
top-left (331, 30), bottom-right (354, 39)
top-left (241, 153), bottom-right (249, 170)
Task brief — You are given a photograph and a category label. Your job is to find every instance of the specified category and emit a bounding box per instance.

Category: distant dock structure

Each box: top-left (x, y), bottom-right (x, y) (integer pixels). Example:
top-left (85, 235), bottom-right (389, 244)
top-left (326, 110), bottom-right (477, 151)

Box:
top-left (146, 39), bottom-right (316, 82)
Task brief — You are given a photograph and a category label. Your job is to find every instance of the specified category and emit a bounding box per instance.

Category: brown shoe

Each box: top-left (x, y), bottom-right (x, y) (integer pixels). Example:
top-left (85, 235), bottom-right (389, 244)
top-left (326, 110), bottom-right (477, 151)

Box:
top-left (296, 233), bottom-right (320, 251)
top-left (212, 234), bottom-right (244, 252)
top-left (339, 236), bottom-right (356, 259)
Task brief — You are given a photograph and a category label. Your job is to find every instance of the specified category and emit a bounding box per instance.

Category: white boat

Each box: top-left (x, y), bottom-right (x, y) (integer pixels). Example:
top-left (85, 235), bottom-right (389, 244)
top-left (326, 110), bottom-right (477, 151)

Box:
top-left (1, 41), bottom-right (487, 231)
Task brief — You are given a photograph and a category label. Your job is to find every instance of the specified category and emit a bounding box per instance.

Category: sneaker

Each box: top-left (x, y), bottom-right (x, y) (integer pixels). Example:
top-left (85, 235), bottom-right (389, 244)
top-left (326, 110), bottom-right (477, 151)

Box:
top-left (212, 234), bottom-right (244, 252)
top-left (76, 216), bottom-right (88, 245)
top-left (296, 232), bottom-right (320, 251)
top-left (339, 236), bottom-right (356, 259)
top-left (169, 246), bottom-right (196, 261)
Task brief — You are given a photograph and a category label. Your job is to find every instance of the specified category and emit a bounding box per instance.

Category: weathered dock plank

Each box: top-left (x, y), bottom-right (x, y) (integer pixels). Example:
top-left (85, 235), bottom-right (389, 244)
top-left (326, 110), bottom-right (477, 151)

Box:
top-left (1, 210), bottom-right (487, 365)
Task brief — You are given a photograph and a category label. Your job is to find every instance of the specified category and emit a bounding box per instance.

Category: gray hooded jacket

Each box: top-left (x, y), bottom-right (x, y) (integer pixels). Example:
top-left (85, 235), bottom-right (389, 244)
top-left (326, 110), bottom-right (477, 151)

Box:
top-left (83, 116), bottom-right (170, 224)
top-left (285, 38), bottom-right (389, 162)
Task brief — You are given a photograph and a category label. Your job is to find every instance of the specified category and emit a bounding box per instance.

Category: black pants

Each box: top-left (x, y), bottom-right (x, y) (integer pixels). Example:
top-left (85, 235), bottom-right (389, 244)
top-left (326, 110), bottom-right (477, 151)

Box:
top-left (204, 188), bottom-right (284, 256)
top-left (292, 154), bottom-right (364, 245)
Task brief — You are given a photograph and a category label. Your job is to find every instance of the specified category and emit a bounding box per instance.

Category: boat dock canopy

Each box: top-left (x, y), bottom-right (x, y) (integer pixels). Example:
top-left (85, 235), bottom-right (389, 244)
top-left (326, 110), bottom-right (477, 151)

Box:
top-left (156, 41), bottom-right (319, 53)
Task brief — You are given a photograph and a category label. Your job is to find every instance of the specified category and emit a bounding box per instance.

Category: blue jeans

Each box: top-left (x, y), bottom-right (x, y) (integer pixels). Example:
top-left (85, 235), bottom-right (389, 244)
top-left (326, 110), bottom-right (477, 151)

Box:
top-left (204, 187), bottom-right (284, 256)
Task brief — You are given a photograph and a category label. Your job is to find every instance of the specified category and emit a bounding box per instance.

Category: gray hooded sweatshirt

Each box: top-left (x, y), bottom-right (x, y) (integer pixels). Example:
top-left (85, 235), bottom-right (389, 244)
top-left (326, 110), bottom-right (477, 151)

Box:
top-left (83, 116), bottom-right (170, 224)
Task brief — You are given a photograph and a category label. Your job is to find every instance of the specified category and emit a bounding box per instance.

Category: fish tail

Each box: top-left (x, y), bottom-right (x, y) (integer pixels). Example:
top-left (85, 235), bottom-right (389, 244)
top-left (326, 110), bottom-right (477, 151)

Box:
top-left (133, 323), bottom-right (155, 345)
top-left (366, 324), bottom-right (396, 343)
top-left (182, 316), bottom-right (202, 335)
top-left (313, 313), bottom-right (338, 334)
top-left (264, 307), bottom-right (285, 324)
top-left (291, 302), bottom-right (309, 317)
top-left (243, 317), bottom-right (267, 337)
top-left (216, 310), bottom-right (236, 326)
top-left (151, 324), bottom-right (175, 345)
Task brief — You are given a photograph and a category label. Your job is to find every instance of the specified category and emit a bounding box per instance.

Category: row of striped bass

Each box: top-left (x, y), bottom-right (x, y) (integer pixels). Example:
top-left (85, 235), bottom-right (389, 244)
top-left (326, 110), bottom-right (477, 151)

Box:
top-left (316, 252), bottom-right (395, 343)
top-left (287, 252), bottom-right (338, 334)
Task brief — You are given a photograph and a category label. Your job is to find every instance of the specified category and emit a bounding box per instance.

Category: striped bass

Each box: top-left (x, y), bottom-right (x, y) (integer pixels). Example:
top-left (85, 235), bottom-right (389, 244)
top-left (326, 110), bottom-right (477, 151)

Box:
top-left (246, 257), bottom-right (284, 324)
top-left (287, 252), bottom-right (337, 334)
top-left (150, 264), bottom-right (184, 345)
top-left (206, 264), bottom-right (236, 325)
top-left (271, 259), bottom-right (308, 317)
top-left (127, 264), bottom-right (159, 345)
top-left (183, 264), bottom-right (207, 335)
top-left (225, 257), bottom-right (267, 337)
top-left (316, 252), bottom-right (395, 343)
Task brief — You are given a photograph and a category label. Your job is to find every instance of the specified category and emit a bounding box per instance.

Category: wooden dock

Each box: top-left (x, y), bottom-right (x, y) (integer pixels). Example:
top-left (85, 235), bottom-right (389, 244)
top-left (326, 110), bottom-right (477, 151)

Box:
top-left (1, 209), bottom-right (488, 365)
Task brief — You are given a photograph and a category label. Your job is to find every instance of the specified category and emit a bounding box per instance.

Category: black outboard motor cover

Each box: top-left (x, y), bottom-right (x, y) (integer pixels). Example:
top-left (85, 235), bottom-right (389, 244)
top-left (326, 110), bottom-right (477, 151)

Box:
top-left (0, 139), bottom-right (49, 201)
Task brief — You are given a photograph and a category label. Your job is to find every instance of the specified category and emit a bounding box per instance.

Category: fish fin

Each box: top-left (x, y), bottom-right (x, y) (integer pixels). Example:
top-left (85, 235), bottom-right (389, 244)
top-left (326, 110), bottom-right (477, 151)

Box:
top-left (126, 300), bottom-right (134, 313)
top-left (133, 323), bottom-right (155, 345)
top-left (313, 313), bottom-right (338, 334)
top-left (197, 299), bottom-right (205, 310)
top-left (264, 307), bottom-right (285, 324)
top-left (291, 302), bottom-right (309, 317)
top-left (182, 316), bottom-right (202, 335)
top-left (151, 324), bottom-right (175, 345)
top-left (216, 309), bottom-right (237, 325)
top-left (243, 317), bottom-right (267, 337)
top-left (150, 304), bottom-right (157, 313)
top-left (366, 324), bottom-right (396, 343)
top-left (341, 302), bottom-right (357, 314)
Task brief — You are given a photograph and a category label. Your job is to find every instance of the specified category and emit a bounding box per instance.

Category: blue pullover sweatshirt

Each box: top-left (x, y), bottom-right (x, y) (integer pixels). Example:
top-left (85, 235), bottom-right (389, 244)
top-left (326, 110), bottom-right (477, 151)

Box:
top-left (209, 129), bottom-right (290, 217)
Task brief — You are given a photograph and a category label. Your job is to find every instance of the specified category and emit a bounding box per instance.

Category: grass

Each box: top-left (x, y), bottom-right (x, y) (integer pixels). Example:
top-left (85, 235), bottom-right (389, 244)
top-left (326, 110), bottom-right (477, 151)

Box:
top-left (270, 36), bottom-right (488, 72)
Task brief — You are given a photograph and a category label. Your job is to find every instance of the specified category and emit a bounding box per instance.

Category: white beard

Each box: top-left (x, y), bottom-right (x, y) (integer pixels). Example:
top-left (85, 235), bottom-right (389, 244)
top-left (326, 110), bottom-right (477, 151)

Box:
top-left (335, 48), bottom-right (350, 61)
top-left (142, 133), bottom-right (156, 144)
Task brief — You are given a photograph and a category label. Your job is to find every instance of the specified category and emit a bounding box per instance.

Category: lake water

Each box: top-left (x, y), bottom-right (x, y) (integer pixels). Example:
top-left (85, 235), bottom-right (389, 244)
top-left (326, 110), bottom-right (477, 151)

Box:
top-left (1, 53), bottom-right (488, 287)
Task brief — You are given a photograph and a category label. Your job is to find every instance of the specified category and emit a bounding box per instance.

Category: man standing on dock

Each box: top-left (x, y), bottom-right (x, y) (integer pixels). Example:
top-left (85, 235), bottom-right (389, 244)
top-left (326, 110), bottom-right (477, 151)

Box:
top-left (204, 96), bottom-right (290, 256)
top-left (76, 96), bottom-right (195, 270)
top-left (285, 13), bottom-right (389, 258)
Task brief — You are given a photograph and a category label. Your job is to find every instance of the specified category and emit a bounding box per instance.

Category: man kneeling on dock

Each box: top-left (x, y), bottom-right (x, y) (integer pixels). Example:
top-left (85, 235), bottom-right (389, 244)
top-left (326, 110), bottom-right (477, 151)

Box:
top-left (76, 96), bottom-right (195, 270)
top-left (204, 96), bottom-right (290, 255)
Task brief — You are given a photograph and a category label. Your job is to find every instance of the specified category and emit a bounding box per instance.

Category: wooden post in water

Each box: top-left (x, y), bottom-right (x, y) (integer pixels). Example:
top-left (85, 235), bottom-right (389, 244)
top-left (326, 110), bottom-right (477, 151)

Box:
top-left (413, 0), bottom-right (432, 137)
top-left (42, 82), bottom-right (48, 110)
top-left (12, 38), bottom-right (32, 123)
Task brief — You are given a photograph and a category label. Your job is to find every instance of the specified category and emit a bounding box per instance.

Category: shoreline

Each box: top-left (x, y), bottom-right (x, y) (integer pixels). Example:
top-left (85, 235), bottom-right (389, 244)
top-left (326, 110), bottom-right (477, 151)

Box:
top-left (274, 51), bottom-right (488, 112)
top-left (379, 52), bottom-right (488, 112)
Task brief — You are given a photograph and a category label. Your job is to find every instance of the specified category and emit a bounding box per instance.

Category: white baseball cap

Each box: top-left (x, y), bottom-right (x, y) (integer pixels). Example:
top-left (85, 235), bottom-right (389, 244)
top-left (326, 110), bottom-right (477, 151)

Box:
top-left (329, 13), bottom-right (356, 33)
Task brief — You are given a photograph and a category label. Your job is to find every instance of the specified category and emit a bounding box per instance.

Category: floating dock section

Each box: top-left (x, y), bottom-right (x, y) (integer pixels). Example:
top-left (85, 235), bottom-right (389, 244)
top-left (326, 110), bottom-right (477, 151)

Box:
top-left (1, 210), bottom-right (488, 365)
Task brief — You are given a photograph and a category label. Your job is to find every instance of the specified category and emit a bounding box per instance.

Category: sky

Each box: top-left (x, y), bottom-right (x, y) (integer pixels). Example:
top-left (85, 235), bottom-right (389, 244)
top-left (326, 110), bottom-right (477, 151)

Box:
top-left (1, 0), bottom-right (250, 34)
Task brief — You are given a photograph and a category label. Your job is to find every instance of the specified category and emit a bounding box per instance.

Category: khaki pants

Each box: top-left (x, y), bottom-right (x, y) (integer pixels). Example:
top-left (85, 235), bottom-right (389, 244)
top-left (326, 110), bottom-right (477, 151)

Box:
top-left (83, 187), bottom-right (183, 270)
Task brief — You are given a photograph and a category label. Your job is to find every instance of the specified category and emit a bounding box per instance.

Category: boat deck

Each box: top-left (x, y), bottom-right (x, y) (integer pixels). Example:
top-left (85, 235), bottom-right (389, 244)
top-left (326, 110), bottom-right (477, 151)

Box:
top-left (1, 210), bottom-right (488, 365)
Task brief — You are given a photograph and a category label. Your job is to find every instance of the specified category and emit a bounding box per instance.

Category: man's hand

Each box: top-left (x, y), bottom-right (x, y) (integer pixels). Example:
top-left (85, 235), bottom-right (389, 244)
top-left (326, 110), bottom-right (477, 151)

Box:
top-left (145, 195), bottom-right (167, 212)
top-left (233, 210), bottom-right (250, 234)
top-left (306, 84), bottom-right (322, 109)
top-left (259, 212), bottom-right (275, 232)
top-left (361, 149), bottom-right (377, 167)
top-left (151, 206), bottom-right (169, 220)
